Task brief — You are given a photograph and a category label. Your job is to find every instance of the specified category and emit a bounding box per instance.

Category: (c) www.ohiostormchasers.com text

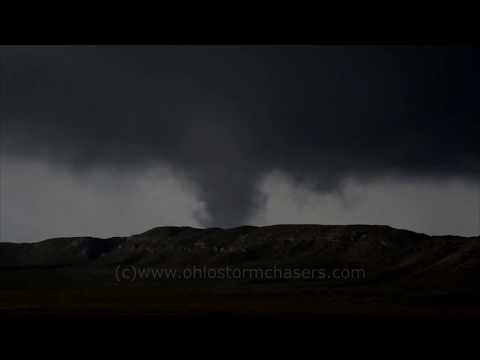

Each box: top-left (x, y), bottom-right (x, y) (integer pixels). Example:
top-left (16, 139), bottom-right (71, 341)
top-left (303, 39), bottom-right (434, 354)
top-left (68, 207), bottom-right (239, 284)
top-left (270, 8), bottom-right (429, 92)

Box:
top-left (114, 265), bottom-right (366, 282)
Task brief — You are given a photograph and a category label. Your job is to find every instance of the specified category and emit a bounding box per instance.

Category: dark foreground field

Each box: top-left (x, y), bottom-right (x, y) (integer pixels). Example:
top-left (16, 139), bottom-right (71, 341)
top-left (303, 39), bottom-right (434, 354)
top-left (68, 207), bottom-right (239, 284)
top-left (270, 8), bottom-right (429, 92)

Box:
top-left (2, 277), bottom-right (480, 347)
top-left (2, 267), bottom-right (480, 321)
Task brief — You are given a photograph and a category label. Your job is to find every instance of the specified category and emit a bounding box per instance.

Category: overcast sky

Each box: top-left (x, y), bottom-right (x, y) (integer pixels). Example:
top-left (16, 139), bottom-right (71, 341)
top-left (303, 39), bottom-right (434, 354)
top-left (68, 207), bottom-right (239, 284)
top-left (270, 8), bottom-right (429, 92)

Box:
top-left (1, 46), bottom-right (478, 242)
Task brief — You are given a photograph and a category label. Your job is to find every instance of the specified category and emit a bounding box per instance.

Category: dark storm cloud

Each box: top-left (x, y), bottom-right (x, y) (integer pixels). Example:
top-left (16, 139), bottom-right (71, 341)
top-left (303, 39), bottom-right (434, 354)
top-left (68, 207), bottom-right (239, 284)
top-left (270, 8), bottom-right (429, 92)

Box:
top-left (1, 46), bottom-right (479, 227)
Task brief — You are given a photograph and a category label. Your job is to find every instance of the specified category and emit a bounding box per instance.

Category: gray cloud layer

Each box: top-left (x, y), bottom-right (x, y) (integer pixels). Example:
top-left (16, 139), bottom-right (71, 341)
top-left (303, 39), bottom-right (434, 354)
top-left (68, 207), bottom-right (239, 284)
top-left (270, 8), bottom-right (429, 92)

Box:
top-left (1, 46), bottom-right (479, 228)
top-left (1, 157), bottom-right (478, 242)
top-left (259, 172), bottom-right (479, 237)
top-left (0, 157), bottom-right (204, 242)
